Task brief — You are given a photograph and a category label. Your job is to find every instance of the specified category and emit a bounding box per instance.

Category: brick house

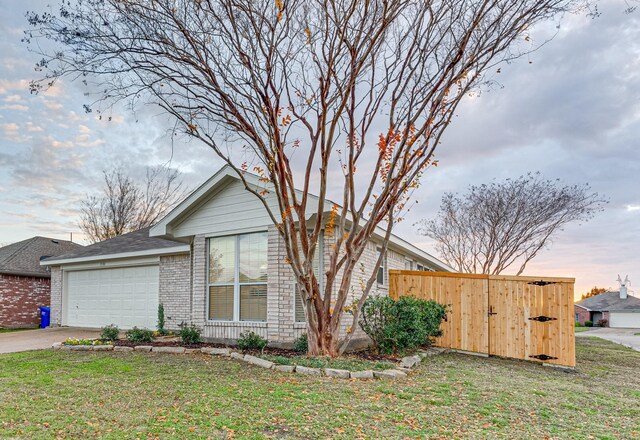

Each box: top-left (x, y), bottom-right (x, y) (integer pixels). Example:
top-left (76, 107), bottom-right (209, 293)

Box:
top-left (43, 165), bottom-right (452, 347)
top-left (574, 287), bottom-right (640, 328)
top-left (0, 237), bottom-right (83, 328)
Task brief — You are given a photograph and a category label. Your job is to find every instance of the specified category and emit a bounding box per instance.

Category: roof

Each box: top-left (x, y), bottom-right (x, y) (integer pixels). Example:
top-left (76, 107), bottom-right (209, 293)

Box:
top-left (150, 165), bottom-right (454, 272)
top-left (0, 237), bottom-right (84, 277)
top-left (42, 227), bottom-right (190, 266)
top-left (575, 291), bottom-right (640, 312)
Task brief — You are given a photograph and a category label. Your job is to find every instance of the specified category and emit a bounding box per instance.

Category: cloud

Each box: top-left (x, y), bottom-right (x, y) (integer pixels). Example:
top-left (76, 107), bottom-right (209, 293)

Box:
top-left (43, 100), bottom-right (64, 110)
top-left (3, 94), bottom-right (21, 103)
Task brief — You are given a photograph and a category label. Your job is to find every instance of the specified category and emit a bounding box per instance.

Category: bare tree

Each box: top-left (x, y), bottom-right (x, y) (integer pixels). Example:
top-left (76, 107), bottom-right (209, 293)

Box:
top-left (26, 0), bottom-right (587, 356)
top-left (80, 165), bottom-right (187, 243)
top-left (418, 173), bottom-right (606, 275)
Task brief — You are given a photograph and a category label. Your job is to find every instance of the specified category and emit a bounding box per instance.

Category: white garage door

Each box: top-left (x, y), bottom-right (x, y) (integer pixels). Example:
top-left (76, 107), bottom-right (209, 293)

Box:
top-left (65, 265), bottom-right (159, 329)
top-left (609, 312), bottom-right (640, 328)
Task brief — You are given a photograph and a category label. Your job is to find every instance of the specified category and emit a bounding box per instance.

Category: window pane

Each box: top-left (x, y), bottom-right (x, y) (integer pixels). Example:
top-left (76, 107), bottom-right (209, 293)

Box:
top-left (239, 232), bottom-right (268, 283)
top-left (209, 236), bottom-right (236, 284)
top-left (377, 248), bottom-right (385, 284)
top-left (240, 284), bottom-right (267, 322)
top-left (209, 285), bottom-right (234, 321)
top-left (295, 284), bottom-right (306, 323)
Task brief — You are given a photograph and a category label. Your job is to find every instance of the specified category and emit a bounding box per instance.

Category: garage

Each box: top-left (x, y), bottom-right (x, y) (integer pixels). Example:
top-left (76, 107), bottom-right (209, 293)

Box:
top-left (65, 265), bottom-right (159, 329)
top-left (609, 312), bottom-right (640, 329)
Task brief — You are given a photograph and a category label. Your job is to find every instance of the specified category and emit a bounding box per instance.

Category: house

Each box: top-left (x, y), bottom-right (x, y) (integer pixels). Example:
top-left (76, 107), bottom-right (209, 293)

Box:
top-left (0, 237), bottom-right (83, 328)
top-left (43, 165), bottom-right (452, 346)
top-left (574, 285), bottom-right (640, 328)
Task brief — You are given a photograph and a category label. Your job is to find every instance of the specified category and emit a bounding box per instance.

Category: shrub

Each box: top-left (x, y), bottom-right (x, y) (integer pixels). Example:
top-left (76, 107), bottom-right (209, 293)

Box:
top-left (125, 327), bottom-right (154, 343)
top-left (293, 334), bottom-right (308, 353)
top-left (359, 296), bottom-right (447, 355)
top-left (237, 331), bottom-right (268, 351)
top-left (574, 321), bottom-right (583, 327)
top-left (100, 324), bottom-right (119, 341)
top-left (179, 322), bottom-right (202, 344)
top-left (157, 303), bottom-right (166, 335)
top-left (597, 319), bottom-right (608, 327)
top-left (584, 320), bottom-right (593, 327)
top-left (64, 337), bottom-right (113, 346)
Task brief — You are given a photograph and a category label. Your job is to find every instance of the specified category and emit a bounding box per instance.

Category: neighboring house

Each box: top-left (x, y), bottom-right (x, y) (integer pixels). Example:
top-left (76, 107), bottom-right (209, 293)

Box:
top-left (574, 288), bottom-right (640, 328)
top-left (0, 237), bottom-right (83, 328)
top-left (43, 165), bottom-right (452, 347)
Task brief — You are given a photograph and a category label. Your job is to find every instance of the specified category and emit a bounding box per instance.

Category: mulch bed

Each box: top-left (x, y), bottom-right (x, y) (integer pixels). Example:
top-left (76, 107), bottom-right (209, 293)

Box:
top-left (113, 338), bottom-right (404, 362)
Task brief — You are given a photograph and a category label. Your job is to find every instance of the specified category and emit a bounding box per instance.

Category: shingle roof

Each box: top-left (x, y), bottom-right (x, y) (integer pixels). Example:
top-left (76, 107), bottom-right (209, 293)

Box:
top-left (43, 227), bottom-right (186, 263)
top-left (0, 237), bottom-right (84, 277)
top-left (575, 291), bottom-right (640, 312)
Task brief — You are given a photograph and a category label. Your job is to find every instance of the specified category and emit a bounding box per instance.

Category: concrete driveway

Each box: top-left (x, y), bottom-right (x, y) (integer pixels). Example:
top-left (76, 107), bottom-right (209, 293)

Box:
top-left (576, 327), bottom-right (640, 352)
top-left (0, 327), bottom-right (101, 354)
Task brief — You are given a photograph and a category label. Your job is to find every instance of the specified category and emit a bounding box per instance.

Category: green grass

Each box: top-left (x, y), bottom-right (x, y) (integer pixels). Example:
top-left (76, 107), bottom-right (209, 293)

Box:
top-left (0, 338), bottom-right (639, 439)
top-left (260, 354), bottom-right (395, 371)
top-left (575, 326), bottom-right (594, 333)
top-left (0, 328), bottom-right (34, 333)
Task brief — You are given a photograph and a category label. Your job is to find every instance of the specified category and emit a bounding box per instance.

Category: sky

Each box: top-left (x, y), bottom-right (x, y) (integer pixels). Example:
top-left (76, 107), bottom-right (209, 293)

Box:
top-left (0, 1), bottom-right (638, 299)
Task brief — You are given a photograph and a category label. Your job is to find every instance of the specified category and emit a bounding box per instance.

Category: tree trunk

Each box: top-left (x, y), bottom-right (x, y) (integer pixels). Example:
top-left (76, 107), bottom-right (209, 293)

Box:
top-left (306, 320), bottom-right (340, 357)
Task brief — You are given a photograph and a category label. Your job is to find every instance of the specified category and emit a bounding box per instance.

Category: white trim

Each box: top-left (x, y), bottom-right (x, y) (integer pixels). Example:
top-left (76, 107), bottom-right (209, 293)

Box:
top-left (41, 245), bottom-right (190, 266)
top-left (58, 257), bottom-right (161, 272)
top-left (574, 304), bottom-right (591, 311)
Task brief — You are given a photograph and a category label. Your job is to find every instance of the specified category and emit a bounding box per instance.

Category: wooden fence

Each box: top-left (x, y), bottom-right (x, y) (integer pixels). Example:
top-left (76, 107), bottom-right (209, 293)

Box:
top-left (389, 271), bottom-right (576, 367)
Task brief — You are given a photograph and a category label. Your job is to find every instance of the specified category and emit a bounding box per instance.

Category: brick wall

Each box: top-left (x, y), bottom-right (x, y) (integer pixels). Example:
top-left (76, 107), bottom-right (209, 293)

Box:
top-left (50, 267), bottom-right (62, 326)
top-left (159, 254), bottom-right (191, 330)
top-left (574, 305), bottom-right (590, 324)
top-left (0, 274), bottom-right (51, 328)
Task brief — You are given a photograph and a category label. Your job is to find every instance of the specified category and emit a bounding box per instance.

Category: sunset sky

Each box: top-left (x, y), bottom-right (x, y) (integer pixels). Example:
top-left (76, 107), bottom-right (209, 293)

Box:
top-left (1, 1), bottom-right (638, 299)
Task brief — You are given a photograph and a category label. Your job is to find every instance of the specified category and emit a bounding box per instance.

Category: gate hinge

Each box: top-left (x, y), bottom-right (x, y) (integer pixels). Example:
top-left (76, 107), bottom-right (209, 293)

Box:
top-left (529, 354), bottom-right (558, 361)
top-left (528, 315), bottom-right (557, 322)
top-left (527, 280), bottom-right (558, 286)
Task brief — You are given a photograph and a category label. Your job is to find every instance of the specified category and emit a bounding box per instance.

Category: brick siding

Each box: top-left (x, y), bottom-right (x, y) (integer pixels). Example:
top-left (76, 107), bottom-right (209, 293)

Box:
top-left (159, 254), bottom-right (192, 330)
top-left (0, 274), bottom-right (51, 328)
top-left (50, 267), bottom-right (62, 326)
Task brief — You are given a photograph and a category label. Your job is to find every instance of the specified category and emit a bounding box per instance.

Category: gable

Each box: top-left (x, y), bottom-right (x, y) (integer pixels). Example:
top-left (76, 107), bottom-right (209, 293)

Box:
top-left (171, 179), bottom-right (279, 238)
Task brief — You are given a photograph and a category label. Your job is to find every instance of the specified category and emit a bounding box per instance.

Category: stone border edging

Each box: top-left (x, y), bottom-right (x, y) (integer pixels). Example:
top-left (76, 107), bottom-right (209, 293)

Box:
top-left (52, 342), bottom-right (446, 380)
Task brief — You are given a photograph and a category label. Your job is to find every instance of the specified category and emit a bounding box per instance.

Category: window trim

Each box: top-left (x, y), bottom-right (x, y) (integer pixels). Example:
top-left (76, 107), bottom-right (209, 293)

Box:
top-left (206, 232), bottom-right (268, 323)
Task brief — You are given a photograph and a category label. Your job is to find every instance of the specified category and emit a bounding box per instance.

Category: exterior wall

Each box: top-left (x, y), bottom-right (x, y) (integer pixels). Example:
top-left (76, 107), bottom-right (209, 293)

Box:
top-left (159, 254), bottom-right (191, 330)
top-left (574, 305), bottom-right (589, 324)
top-left (172, 180), bottom-right (278, 238)
top-left (0, 274), bottom-right (51, 328)
top-left (50, 267), bottom-right (62, 326)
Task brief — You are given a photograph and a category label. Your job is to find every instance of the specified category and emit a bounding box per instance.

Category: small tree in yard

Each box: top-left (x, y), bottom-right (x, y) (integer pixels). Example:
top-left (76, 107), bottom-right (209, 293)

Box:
top-left (418, 173), bottom-right (606, 275)
top-left (26, 0), bottom-right (589, 356)
top-left (79, 165), bottom-right (187, 243)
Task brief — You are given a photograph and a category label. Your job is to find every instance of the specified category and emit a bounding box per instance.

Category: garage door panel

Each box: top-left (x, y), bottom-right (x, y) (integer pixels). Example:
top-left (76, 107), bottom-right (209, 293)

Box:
top-left (609, 312), bottom-right (640, 328)
top-left (66, 265), bottom-right (159, 329)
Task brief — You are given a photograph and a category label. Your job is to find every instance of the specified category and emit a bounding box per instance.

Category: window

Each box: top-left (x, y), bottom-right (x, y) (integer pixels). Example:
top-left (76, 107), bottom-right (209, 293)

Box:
top-left (404, 259), bottom-right (414, 270)
top-left (295, 233), bottom-right (323, 323)
top-left (575, 313), bottom-right (579, 322)
top-left (376, 247), bottom-right (386, 285)
top-left (208, 232), bottom-right (268, 322)
top-left (416, 263), bottom-right (431, 272)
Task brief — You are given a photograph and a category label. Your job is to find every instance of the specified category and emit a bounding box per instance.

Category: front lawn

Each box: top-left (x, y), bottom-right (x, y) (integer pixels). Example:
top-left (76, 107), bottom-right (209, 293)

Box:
top-left (575, 326), bottom-right (594, 333)
top-left (0, 338), bottom-right (638, 439)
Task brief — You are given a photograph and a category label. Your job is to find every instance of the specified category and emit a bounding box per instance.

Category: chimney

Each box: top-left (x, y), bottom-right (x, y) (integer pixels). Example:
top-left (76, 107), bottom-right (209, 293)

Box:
top-left (620, 285), bottom-right (628, 299)
top-left (617, 275), bottom-right (630, 299)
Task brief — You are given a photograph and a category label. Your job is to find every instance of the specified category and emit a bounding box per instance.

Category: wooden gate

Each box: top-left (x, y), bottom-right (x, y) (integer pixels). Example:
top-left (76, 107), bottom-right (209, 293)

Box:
top-left (389, 271), bottom-right (576, 367)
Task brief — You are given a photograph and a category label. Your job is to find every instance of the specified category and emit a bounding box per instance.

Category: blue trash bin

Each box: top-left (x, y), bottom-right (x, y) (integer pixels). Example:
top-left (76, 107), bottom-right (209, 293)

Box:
top-left (39, 306), bottom-right (51, 328)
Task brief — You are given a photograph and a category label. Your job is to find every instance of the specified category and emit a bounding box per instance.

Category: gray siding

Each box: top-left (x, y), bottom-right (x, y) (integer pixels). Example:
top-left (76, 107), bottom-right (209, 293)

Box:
top-left (172, 180), bottom-right (278, 238)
